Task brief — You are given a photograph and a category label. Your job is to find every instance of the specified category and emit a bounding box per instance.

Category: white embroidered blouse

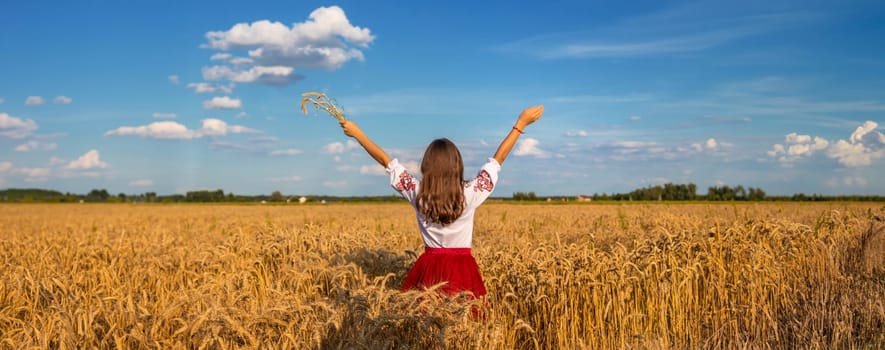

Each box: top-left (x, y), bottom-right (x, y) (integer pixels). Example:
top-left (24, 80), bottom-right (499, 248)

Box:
top-left (386, 157), bottom-right (501, 248)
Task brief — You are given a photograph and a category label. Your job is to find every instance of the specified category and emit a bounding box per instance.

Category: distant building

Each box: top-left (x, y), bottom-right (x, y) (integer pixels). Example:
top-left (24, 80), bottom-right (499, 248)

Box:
top-left (576, 195), bottom-right (592, 202)
top-left (299, 196), bottom-right (308, 204)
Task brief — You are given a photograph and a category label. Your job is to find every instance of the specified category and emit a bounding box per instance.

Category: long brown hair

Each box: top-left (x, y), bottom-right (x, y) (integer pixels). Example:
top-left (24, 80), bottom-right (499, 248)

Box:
top-left (417, 138), bottom-right (465, 225)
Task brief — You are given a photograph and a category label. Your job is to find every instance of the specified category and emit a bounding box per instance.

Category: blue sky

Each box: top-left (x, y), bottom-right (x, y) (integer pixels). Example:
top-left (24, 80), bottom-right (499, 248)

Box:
top-left (1, 0), bottom-right (883, 196)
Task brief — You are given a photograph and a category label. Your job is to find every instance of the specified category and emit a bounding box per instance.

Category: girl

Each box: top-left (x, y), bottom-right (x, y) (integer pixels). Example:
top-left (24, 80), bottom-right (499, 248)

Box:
top-left (339, 105), bottom-right (544, 298)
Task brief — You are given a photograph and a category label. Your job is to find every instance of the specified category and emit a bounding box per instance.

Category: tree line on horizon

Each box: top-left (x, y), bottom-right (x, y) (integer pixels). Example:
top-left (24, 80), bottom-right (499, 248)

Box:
top-left (596, 184), bottom-right (769, 201)
top-left (1, 184), bottom-right (883, 203)
top-left (0, 188), bottom-right (401, 203)
top-left (517, 182), bottom-right (884, 202)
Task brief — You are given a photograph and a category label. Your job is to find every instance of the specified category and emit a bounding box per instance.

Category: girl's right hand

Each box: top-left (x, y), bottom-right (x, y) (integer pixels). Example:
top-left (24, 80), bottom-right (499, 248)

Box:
top-left (340, 120), bottom-right (363, 138)
top-left (516, 105), bottom-right (544, 129)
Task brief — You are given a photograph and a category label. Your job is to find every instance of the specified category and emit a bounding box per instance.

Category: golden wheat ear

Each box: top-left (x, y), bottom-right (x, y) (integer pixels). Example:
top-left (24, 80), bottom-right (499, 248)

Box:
top-left (302, 91), bottom-right (325, 98)
top-left (300, 98), bottom-right (310, 115)
top-left (300, 91), bottom-right (345, 121)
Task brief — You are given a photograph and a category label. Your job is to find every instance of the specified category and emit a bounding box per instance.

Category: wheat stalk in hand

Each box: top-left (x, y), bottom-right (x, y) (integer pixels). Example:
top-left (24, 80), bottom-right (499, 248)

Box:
top-left (300, 92), bottom-right (345, 121)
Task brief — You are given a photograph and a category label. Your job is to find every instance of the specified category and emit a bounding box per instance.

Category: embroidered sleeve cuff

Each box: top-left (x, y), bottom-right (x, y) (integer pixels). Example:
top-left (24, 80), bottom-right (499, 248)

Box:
top-left (485, 157), bottom-right (502, 172)
top-left (386, 158), bottom-right (401, 174)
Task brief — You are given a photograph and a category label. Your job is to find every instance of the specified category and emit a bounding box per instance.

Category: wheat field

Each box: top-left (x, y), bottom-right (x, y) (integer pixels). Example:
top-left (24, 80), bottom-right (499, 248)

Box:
top-left (1, 202), bottom-right (883, 349)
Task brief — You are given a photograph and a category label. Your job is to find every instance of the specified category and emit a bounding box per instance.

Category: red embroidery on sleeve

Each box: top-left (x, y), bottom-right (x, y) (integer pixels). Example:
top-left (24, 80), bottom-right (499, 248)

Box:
top-left (395, 172), bottom-right (416, 191)
top-left (473, 170), bottom-right (494, 192)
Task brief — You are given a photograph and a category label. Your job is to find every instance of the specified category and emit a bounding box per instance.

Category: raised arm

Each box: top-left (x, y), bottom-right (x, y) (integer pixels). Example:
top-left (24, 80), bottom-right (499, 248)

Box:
top-left (494, 105), bottom-right (544, 164)
top-left (340, 120), bottom-right (392, 167)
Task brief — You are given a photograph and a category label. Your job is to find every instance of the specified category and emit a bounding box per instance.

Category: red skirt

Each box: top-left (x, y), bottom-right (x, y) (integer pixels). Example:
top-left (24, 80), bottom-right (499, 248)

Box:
top-left (400, 247), bottom-right (487, 298)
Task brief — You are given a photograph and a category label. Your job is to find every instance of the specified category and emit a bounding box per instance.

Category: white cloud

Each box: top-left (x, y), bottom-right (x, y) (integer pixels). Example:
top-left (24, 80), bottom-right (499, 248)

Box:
top-left (0, 97), bottom-right (4, 104)
top-left (105, 119), bottom-right (256, 139)
top-left (359, 164), bottom-right (386, 176)
top-left (25, 96), bottom-right (44, 106)
top-left (203, 96), bottom-right (242, 110)
top-left (564, 130), bottom-right (588, 137)
top-left (812, 137), bottom-right (829, 151)
top-left (152, 112), bottom-right (177, 119)
top-left (205, 6), bottom-right (374, 55)
top-left (14, 140), bottom-right (57, 152)
top-left (201, 6), bottom-right (373, 86)
top-left (768, 120), bottom-right (884, 167)
top-left (629, 115), bottom-right (641, 121)
top-left (766, 144), bottom-right (785, 157)
top-left (106, 121), bottom-right (199, 139)
top-left (0, 113), bottom-right (39, 139)
top-left (785, 132), bottom-right (811, 144)
top-left (787, 137), bottom-right (828, 156)
top-left (168, 75), bottom-right (180, 84)
top-left (270, 148), bottom-right (304, 156)
top-left (200, 118), bottom-right (257, 136)
top-left (67, 149), bottom-right (108, 169)
top-left (358, 160), bottom-right (417, 176)
top-left (850, 120), bottom-right (880, 144)
top-left (210, 53), bottom-right (254, 65)
top-left (825, 121), bottom-right (884, 167)
top-left (229, 57), bottom-right (254, 65)
top-left (130, 179), bottom-right (154, 187)
top-left (681, 137), bottom-right (732, 152)
top-left (202, 65), bottom-right (301, 86)
top-left (514, 137), bottom-right (547, 157)
top-left (611, 141), bottom-right (656, 148)
top-left (53, 96), bottom-right (72, 104)
top-left (827, 140), bottom-right (880, 167)
top-left (48, 157), bottom-right (66, 166)
top-left (323, 140), bottom-right (359, 154)
top-left (15, 167), bottom-right (50, 181)
top-left (187, 82), bottom-right (235, 94)
top-left (210, 53), bottom-right (232, 61)
top-left (705, 138), bottom-right (718, 150)
top-left (589, 138), bottom-right (729, 161)
top-left (4, 163), bottom-right (52, 182)
top-left (19, 167), bottom-right (49, 176)
top-left (403, 160), bottom-right (420, 174)
top-left (769, 133), bottom-right (830, 164)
